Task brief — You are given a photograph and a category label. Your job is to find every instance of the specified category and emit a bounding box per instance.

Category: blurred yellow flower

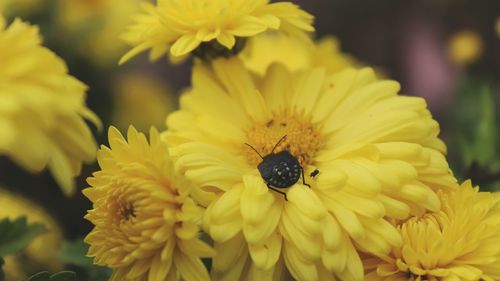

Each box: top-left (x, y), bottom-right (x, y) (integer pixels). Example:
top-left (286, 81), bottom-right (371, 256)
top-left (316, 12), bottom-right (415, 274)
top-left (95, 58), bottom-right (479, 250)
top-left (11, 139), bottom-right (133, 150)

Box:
top-left (56, 0), bottom-right (140, 67)
top-left (0, 16), bottom-right (100, 195)
top-left (241, 34), bottom-right (358, 75)
top-left (447, 30), bottom-right (483, 66)
top-left (0, 189), bottom-right (63, 281)
top-left (84, 126), bottom-right (214, 281)
top-left (496, 17), bottom-right (500, 37)
top-left (120, 0), bottom-right (314, 64)
top-left (111, 73), bottom-right (176, 133)
top-left (165, 58), bottom-right (456, 280)
top-left (364, 180), bottom-right (500, 281)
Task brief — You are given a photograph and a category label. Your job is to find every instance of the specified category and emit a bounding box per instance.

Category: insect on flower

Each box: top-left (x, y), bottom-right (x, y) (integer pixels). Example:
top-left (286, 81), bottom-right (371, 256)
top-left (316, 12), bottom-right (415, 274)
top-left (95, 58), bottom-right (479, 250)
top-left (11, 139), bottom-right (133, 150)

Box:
top-left (310, 169), bottom-right (320, 178)
top-left (245, 135), bottom-right (310, 200)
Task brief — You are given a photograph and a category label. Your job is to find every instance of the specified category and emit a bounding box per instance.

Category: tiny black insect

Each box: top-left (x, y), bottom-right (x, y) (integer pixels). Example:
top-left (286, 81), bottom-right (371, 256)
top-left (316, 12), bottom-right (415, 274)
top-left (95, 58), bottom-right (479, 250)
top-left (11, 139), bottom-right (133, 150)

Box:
top-left (310, 169), bottom-right (320, 178)
top-left (245, 135), bottom-right (310, 201)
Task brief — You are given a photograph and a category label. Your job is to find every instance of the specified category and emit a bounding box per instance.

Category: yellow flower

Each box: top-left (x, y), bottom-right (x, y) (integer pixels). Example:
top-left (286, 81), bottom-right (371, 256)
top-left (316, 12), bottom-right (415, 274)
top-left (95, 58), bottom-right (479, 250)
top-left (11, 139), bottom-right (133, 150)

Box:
top-left (111, 72), bottom-right (177, 133)
top-left (0, 16), bottom-right (100, 195)
top-left (0, 189), bottom-right (63, 281)
top-left (55, 0), bottom-right (140, 67)
top-left (496, 17), bottom-right (500, 37)
top-left (447, 30), bottom-right (483, 66)
top-left (164, 57), bottom-right (456, 280)
top-left (364, 180), bottom-right (500, 281)
top-left (120, 0), bottom-right (314, 64)
top-left (84, 126), bottom-right (214, 281)
top-left (240, 34), bottom-right (358, 75)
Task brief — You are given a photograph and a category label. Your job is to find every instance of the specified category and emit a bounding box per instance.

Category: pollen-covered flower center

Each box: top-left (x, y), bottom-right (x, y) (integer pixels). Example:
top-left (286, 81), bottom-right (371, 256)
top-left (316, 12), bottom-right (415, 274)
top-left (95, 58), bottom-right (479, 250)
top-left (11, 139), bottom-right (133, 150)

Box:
top-left (244, 113), bottom-right (322, 167)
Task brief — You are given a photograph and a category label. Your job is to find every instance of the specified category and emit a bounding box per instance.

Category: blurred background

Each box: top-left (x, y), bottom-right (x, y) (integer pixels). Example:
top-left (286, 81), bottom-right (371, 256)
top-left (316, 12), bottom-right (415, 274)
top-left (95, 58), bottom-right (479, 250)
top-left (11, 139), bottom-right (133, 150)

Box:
top-left (0, 0), bottom-right (498, 280)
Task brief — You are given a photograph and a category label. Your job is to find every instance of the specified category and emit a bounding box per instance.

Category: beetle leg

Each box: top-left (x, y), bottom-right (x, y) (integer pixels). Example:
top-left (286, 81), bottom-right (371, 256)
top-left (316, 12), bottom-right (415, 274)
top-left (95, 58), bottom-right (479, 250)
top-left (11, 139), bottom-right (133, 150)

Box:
top-left (267, 184), bottom-right (288, 201)
top-left (301, 167), bottom-right (311, 188)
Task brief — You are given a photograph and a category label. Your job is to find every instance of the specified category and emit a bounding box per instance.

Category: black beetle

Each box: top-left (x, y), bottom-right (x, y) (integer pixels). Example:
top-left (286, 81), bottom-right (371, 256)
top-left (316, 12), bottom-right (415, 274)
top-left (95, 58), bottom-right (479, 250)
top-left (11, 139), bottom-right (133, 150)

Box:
top-left (245, 135), bottom-right (310, 200)
top-left (310, 169), bottom-right (320, 178)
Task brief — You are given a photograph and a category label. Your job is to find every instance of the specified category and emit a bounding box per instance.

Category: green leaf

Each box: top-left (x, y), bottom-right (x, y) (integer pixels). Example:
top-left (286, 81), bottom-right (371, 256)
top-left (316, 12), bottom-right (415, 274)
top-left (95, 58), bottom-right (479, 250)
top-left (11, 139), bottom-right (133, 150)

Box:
top-left (58, 239), bottom-right (93, 267)
top-left (0, 217), bottom-right (45, 257)
top-left (447, 77), bottom-right (500, 188)
top-left (472, 86), bottom-right (497, 167)
top-left (25, 271), bottom-right (76, 281)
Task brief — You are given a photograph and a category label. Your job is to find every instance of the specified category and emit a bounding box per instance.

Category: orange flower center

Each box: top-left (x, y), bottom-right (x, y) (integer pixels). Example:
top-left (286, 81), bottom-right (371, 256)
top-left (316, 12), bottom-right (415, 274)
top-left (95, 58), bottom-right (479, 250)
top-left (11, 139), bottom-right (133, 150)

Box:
top-left (244, 112), bottom-right (322, 167)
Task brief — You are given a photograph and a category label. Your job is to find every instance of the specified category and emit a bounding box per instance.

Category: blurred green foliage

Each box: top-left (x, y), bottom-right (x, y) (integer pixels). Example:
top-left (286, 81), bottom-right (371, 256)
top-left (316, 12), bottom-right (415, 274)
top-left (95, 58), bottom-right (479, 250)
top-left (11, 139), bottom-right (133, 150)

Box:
top-left (58, 240), bottom-right (111, 281)
top-left (448, 77), bottom-right (500, 191)
top-left (58, 240), bottom-right (93, 267)
top-left (0, 217), bottom-right (44, 257)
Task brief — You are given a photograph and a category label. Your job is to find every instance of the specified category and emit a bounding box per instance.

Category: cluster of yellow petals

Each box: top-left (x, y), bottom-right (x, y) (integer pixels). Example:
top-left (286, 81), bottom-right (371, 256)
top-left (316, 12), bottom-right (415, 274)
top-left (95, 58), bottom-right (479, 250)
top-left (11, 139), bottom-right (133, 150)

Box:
top-left (120, 0), bottom-right (314, 64)
top-left (164, 57), bottom-right (456, 280)
top-left (240, 33), bottom-right (358, 75)
top-left (364, 180), bottom-right (500, 281)
top-left (0, 16), bottom-right (99, 195)
top-left (84, 127), bottom-right (213, 281)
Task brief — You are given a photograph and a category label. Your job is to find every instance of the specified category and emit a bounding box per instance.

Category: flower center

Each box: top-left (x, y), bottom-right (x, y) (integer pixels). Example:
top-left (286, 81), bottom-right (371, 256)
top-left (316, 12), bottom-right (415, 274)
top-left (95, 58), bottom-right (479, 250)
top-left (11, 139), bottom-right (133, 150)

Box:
top-left (244, 112), bottom-right (322, 167)
top-left (120, 201), bottom-right (136, 221)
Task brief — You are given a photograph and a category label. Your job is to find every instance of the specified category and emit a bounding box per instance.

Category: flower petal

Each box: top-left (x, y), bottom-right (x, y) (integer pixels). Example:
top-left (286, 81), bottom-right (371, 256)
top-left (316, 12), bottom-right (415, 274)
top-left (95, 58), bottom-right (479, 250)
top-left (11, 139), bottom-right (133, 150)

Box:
top-left (170, 34), bottom-right (201, 57)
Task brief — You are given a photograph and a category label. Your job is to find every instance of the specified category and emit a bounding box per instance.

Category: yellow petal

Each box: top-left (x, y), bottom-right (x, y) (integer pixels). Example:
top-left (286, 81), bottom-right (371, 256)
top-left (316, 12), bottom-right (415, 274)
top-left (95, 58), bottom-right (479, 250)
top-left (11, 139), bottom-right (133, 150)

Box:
top-left (212, 57), bottom-right (271, 122)
top-left (170, 34), bottom-right (201, 57)
top-left (230, 16), bottom-right (267, 36)
top-left (48, 147), bottom-right (75, 196)
top-left (119, 41), bottom-right (153, 65)
top-left (212, 234), bottom-right (248, 273)
top-left (283, 243), bottom-right (318, 281)
top-left (287, 185), bottom-right (326, 220)
top-left (175, 252), bottom-right (210, 281)
top-left (248, 231), bottom-right (282, 270)
top-left (149, 254), bottom-right (171, 281)
top-left (259, 63), bottom-right (292, 112)
top-left (216, 32), bottom-right (236, 49)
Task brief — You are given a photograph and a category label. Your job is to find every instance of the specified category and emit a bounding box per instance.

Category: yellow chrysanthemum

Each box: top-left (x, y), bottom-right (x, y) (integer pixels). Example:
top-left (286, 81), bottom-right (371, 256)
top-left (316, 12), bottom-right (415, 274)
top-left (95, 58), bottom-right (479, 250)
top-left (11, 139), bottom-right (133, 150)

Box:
top-left (120, 0), bottom-right (314, 64)
top-left (0, 189), bottom-right (63, 281)
top-left (84, 126), bottom-right (214, 281)
top-left (447, 30), bottom-right (483, 66)
top-left (164, 57), bottom-right (457, 281)
top-left (56, 0), bottom-right (140, 67)
top-left (111, 73), bottom-right (177, 133)
top-left (240, 34), bottom-right (358, 75)
top-left (364, 180), bottom-right (500, 281)
top-left (0, 16), bottom-right (100, 195)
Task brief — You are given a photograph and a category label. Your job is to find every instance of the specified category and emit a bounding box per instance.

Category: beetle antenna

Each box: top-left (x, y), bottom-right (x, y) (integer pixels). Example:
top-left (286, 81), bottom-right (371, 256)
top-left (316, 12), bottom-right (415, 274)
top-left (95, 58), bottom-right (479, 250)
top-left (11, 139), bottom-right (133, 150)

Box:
top-left (244, 143), bottom-right (264, 159)
top-left (271, 135), bottom-right (287, 154)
